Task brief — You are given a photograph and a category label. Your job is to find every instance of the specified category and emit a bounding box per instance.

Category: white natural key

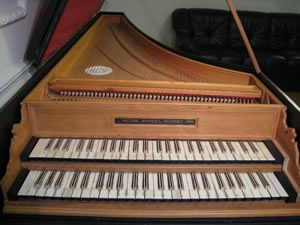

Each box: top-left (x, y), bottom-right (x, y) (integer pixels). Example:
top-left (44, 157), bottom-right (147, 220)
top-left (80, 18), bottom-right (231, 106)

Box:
top-left (81, 172), bottom-right (96, 198)
top-left (54, 171), bottom-right (71, 198)
top-left (18, 171), bottom-right (40, 196)
top-left (29, 139), bottom-right (48, 158)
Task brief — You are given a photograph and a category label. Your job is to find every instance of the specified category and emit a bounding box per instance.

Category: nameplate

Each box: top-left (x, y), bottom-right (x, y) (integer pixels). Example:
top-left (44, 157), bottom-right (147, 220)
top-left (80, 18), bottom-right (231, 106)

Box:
top-left (115, 118), bottom-right (195, 125)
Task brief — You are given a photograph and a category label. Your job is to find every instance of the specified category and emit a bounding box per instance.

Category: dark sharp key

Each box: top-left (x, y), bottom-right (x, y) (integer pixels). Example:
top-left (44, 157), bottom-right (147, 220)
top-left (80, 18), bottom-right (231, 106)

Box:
top-left (110, 140), bottom-right (116, 152)
top-left (54, 139), bottom-right (63, 151)
top-left (146, 173), bottom-right (149, 190)
top-left (201, 173), bottom-right (209, 190)
top-left (54, 171), bottom-right (64, 188)
top-left (100, 172), bottom-right (106, 188)
top-left (160, 173), bottom-right (164, 190)
top-left (142, 172), bottom-right (147, 190)
top-left (76, 139), bottom-right (85, 152)
top-left (80, 172), bottom-right (87, 189)
top-left (45, 171), bottom-right (56, 188)
top-left (170, 173), bottom-right (175, 190)
top-left (34, 170), bottom-right (47, 188)
top-left (216, 173), bottom-right (224, 189)
top-left (257, 172), bottom-right (269, 188)
top-left (190, 173), bottom-right (196, 189)
top-left (177, 173), bottom-right (183, 190)
top-left (101, 139), bottom-right (108, 152)
top-left (249, 142), bottom-right (259, 153)
top-left (81, 172), bottom-right (90, 189)
top-left (143, 172), bottom-right (149, 191)
top-left (132, 172), bottom-right (138, 190)
top-left (73, 171), bottom-right (80, 188)
top-left (192, 173), bottom-right (199, 190)
top-left (180, 173), bottom-right (184, 189)
top-left (106, 172), bottom-right (111, 189)
top-left (120, 172), bottom-right (124, 189)
top-left (107, 172), bottom-right (114, 190)
top-left (174, 141), bottom-right (180, 153)
top-left (187, 141), bottom-right (194, 153)
top-left (116, 172), bottom-right (122, 190)
top-left (239, 141), bottom-right (248, 153)
top-left (248, 172), bottom-right (259, 188)
top-left (225, 173), bottom-right (235, 189)
top-left (157, 173), bottom-right (161, 190)
top-left (131, 173), bottom-right (135, 190)
top-left (70, 171), bottom-right (80, 188)
top-left (234, 173), bottom-right (244, 189)
top-left (167, 173), bottom-right (172, 190)
top-left (194, 173), bottom-right (200, 189)
top-left (62, 139), bottom-right (71, 151)
top-left (96, 172), bottom-right (105, 189)
top-left (143, 140), bottom-right (148, 153)
top-left (165, 141), bottom-right (171, 153)
top-left (85, 172), bottom-right (91, 189)
top-left (110, 172), bottom-right (115, 190)
top-left (143, 172), bottom-right (149, 190)
top-left (226, 141), bottom-right (235, 153)
top-left (209, 141), bottom-right (217, 153)
top-left (133, 140), bottom-right (138, 153)
top-left (157, 140), bottom-right (162, 153)
top-left (135, 172), bottom-right (139, 189)
top-left (218, 141), bottom-right (226, 153)
top-left (119, 140), bottom-right (125, 152)
top-left (158, 173), bottom-right (164, 190)
top-left (45, 139), bottom-right (55, 151)
top-left (87, 140), bottom-right (94, 152)
top-left (109, 172), bottom-right (114, 189)
top-left (196, 141), bottom-right (203, 152)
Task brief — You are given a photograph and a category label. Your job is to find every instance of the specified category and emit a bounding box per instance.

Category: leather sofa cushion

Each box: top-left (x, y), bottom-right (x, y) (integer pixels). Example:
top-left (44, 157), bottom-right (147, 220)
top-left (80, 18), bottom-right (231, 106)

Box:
top-left (230, 11), bottom-right (269, 49)
top-left (172, 8), bottom-right (191, 34)
top-left (270, 14), bottom-right (300, 50)
top-left (172, 8), bottom-right (300, 91)
top-left (194, 47), bottom-right (243, 65)
top-left (265, 52), bottom-right (288, 76)
top-left (193, 47), bottom-right (219, 61)
top-left (240, 49), bottom-right (266, 69)
top-left (189, 9), bottom-right (229, 47)
top-left (219, 48), bottom-right (243, 65)
top-left (280, 50), bottom-right (300, 75)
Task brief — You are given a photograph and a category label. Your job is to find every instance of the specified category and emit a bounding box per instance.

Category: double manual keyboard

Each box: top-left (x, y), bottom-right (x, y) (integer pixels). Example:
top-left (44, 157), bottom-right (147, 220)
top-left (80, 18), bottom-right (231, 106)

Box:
top-left (21, 137), bottom-right (283, 163)
top-left (9, 169), bottom-right (296, 202)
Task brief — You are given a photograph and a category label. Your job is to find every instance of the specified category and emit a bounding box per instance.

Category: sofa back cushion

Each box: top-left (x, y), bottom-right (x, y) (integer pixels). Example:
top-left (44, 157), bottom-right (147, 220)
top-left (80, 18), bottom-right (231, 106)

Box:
top-left (189, 9), bottom-right (229, 48)
top-left (270, 13), bottom-right (300, 50)
top-left (230, 11), bottom-right (269, 49)
top-left (172, 8), bottom-right (191, 35)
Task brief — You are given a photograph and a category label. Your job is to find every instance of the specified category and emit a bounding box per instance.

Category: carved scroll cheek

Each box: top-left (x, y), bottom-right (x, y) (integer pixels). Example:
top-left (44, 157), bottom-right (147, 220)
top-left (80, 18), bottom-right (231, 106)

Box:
top-left (1, 105), bottom-right (32, 197)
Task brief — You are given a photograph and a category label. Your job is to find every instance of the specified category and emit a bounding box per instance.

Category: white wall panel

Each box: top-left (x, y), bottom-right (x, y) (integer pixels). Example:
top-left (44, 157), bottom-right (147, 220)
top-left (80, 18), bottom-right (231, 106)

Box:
top-left (0, 0), bottom-right (41, 108)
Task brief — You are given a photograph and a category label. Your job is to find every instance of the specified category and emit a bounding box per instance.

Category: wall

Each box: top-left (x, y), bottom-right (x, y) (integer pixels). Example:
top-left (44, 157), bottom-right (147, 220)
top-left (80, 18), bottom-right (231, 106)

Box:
top-left (101, 0), bottom-right (300, 47)
top-left (0, 0), bottom-right (42, 108)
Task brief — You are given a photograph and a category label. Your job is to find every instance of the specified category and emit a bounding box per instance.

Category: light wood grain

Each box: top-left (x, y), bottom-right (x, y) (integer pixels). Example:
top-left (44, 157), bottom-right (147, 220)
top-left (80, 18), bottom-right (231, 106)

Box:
top-left (26, 101), bottom-right (281, 140)
top-left (21, 161), bottom-right (281, 173)
top-left (1, 105), bottom-right (32, 198)
top-left (4, 200), bottom-right (300, 218)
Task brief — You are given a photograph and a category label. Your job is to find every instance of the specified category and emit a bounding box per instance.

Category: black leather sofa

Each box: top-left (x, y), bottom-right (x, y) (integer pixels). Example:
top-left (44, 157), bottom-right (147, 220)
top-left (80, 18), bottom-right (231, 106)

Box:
top-left (172, 8), bottom-right (300, 91)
